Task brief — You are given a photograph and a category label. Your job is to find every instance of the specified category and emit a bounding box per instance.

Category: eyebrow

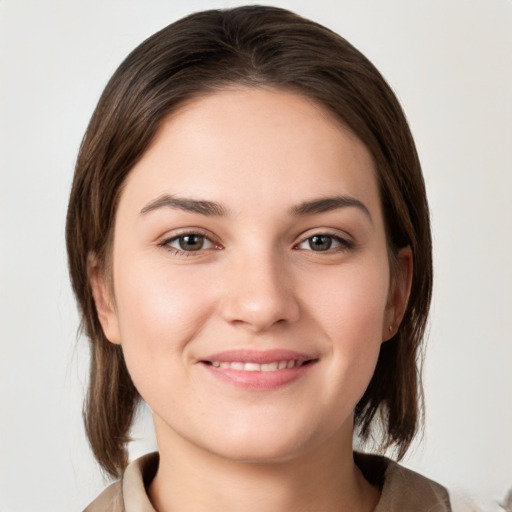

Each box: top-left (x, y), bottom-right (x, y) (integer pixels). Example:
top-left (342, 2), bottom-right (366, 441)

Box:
top-left (140, 195), bottom-right (228, 216)
top-left (140, 193), bottom-right (371, 222)
top-left (289, 196), bottom-right (372, 222)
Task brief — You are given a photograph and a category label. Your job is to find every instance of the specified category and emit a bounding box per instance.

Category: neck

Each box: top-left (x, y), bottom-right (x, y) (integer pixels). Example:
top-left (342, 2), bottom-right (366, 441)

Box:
top-left (148, 421), bottom-right (380, 512)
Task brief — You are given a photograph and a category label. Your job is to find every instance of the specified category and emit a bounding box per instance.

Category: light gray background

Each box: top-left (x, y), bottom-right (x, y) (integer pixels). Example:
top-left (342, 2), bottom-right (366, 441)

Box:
top-left (1, 1), bottom-right (511, 510)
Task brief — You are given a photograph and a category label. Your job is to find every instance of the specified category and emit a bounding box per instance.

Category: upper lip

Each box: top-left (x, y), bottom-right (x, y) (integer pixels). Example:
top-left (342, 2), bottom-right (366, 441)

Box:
top-left (199, 349), bottom-right (317, 364)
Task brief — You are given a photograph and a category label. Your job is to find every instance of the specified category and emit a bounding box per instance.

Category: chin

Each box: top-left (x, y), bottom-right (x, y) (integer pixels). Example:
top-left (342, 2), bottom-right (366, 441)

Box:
top-left (208, 439), bottom-right (307, 464)
top-left (197, 420), bottom-right (331, 464)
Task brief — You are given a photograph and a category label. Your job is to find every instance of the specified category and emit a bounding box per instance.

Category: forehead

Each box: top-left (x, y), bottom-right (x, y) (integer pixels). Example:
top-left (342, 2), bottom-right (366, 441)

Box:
top-left (121, 87), bottom-right (381, 219)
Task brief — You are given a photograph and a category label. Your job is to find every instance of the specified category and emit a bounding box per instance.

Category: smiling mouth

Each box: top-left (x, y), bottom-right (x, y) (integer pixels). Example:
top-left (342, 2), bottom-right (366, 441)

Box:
top-left (199, 350), bottom-right (318, 389)
top-left (202, 359), bottom-right (315, 371)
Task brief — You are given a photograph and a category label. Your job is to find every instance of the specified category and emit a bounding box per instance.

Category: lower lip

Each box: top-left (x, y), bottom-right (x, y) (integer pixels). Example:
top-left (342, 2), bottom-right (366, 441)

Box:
top-left (201, 362), bottom-right (315, 391)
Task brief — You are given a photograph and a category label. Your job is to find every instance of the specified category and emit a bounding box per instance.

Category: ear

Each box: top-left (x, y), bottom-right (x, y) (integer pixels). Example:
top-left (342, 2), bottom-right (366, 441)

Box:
top-left (382, 246), bottom-right (413, 341)
top-left (88, 254), bottom-right (122, 345)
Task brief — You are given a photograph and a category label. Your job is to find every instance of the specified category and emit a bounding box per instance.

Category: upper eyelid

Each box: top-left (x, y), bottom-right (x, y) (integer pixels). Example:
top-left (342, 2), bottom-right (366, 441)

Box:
top-left (159, 227), bottom-right (218, 243)
top-left (293, 229), bottom-right (356, 253)
top-left (295, 234), bottom-right (352, 249)
top-left (295, 227), bottom-right (353, 243)
top-left (167, 234), bottom-right (216, 251)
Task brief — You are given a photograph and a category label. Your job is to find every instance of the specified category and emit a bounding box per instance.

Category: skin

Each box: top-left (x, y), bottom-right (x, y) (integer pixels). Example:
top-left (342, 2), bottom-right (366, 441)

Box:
top-left (91, 87), bottom-right (412, 512)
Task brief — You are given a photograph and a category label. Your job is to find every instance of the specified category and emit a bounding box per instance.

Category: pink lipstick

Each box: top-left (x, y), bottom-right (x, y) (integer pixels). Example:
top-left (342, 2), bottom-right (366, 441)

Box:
top-left (198, 349), bottom-right (317, 390)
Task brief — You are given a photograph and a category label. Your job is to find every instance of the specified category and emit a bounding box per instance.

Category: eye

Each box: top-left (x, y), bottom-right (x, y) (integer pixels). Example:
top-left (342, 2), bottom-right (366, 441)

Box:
top-left (164, 233), bottom-right (217, 252)
top-left (297, 234), bottom-right (352, 252)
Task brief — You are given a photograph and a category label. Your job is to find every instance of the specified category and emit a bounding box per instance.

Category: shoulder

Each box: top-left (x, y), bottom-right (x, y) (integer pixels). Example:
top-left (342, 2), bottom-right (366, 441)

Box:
top-left (83, 453), bottom-right (159, 512)
top-left (355, 452), bottom-right (452, 512)
top-left (83, 481), bottom-right (124, 512)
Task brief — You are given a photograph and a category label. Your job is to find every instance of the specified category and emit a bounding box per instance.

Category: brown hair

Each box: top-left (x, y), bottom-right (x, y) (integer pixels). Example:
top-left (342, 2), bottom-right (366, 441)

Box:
top-left (66, 5), bottom-right (432, 478)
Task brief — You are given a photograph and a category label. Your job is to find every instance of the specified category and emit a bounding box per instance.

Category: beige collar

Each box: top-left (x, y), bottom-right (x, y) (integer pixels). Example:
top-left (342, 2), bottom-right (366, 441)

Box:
top-left (85, 451), bottom-right (452, 511)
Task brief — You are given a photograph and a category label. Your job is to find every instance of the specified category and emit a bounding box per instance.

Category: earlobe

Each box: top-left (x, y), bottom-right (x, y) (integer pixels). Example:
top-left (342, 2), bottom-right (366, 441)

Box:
top-left (383, 246), bottom-right (413, 341)
top-left (88, 254), bottom-right (121, 345)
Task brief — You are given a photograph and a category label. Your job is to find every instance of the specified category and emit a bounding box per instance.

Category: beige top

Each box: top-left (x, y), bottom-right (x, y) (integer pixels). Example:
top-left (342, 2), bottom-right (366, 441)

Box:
top-left (84, 452), bottom-right (452, 512)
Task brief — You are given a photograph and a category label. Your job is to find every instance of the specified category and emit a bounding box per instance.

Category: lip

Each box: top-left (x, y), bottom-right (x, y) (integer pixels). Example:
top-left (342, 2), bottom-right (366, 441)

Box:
top-left (200, 349), bottom-right (314, 364)
top-left (198, 349), bottom-right (318, 391)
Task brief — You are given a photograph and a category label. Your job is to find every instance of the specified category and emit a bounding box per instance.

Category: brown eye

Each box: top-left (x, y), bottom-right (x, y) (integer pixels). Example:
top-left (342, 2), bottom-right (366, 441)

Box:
top-left (165, 233), bottom-right (216, 252)
top-left (178, 234), bottom-right (205, 251)
top-left (297, 234), bottom-right (353, 252)
top-left (308, 235), bottom-right (333, 251)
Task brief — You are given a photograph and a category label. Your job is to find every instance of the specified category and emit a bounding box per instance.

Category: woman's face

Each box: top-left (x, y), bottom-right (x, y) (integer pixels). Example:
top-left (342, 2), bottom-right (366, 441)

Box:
top-left (93, 87), bottom-right (411, 463)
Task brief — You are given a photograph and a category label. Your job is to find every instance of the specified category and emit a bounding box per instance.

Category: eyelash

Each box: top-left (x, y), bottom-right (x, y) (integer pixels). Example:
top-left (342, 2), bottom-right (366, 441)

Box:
top-left (159, 230), bottom-right (222, 256)
top-left (294, 232), bottom-right (354, 253)
top-left (159, 231), bottom-right (354, 256)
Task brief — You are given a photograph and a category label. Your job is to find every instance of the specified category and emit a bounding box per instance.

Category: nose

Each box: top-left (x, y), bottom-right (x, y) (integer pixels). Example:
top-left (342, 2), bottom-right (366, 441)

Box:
top-left (219, 251), bottom-right (300, 332)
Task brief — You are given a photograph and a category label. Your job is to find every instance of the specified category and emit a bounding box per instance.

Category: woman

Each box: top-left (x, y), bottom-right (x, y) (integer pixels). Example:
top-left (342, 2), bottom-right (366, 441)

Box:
top-left (66, 6), bottom-right (450, 511)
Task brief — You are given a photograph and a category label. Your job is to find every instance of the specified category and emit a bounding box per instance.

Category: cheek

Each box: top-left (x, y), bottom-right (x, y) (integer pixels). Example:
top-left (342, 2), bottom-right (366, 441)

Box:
top-left (303, 262), bottom-right (389, 390)
top-left (306, 261), bottom-right (389, 338)
top-left (111, 258), bottom-right (217, 381)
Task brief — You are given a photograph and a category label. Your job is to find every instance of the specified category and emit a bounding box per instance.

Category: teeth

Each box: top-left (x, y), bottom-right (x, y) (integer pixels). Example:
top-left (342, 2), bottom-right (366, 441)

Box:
top-left (209, 360), bottom-right (303, 371)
